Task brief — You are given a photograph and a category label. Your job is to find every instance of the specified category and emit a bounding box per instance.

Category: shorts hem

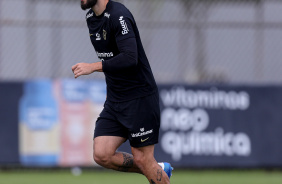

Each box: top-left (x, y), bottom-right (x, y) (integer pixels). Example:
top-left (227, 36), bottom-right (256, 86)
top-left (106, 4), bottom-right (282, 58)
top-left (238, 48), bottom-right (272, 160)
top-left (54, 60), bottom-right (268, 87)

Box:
top-left (93, 133), bottom-right (128, 140)
top-left (130, 140), bottom-right (158, 148)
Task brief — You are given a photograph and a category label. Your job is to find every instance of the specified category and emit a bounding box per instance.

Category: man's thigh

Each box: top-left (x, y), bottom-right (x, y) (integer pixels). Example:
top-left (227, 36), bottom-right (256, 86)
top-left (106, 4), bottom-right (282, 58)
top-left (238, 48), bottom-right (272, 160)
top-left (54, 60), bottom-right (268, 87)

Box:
top-left (94, 136), bottom-right (127, 156)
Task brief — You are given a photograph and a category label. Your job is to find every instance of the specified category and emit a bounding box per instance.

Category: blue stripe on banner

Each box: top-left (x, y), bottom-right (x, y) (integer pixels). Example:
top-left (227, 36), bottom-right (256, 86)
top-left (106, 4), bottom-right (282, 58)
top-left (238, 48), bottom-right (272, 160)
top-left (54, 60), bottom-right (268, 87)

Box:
top-left (20, 155), bottom-right (58, 166)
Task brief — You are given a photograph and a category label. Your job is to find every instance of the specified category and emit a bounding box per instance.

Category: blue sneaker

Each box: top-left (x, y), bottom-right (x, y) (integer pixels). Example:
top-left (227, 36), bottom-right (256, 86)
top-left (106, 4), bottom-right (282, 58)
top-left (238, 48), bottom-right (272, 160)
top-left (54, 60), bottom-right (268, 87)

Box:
top-left (158, 162), bottom-right (173, 179)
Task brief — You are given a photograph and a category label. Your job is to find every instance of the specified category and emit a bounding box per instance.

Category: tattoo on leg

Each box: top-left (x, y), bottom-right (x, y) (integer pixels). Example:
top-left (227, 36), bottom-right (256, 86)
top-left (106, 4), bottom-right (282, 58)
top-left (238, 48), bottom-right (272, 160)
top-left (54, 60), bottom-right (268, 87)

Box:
top-left (118, 153), bottom-right (134, 172)
top-left (151, 179), bottom-right (156, 184)
top-left (157, 169), bottom-right (162, 181)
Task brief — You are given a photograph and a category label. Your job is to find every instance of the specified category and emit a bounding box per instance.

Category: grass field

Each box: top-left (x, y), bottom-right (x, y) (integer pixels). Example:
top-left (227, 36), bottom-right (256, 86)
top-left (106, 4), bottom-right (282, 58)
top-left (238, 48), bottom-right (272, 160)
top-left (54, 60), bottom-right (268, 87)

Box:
top-left (0, 169), bottom-right (282, 184)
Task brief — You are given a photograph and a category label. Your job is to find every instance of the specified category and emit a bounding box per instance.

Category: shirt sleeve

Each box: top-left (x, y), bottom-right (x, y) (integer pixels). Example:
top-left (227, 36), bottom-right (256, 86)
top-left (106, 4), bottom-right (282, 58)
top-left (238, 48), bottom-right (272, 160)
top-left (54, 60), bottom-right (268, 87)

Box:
top-left (111, 12), bottom-right (136, 42)
top-left (102, 37), bottom-right (138, 72)
top-left (102, 12), bottom-right (137, 72)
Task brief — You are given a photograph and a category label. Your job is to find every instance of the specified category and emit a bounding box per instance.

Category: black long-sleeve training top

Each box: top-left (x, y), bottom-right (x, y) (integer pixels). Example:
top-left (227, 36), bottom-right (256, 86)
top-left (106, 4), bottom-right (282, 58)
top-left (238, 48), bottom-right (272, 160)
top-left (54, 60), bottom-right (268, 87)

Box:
top-left (86, 0), bottom-right (158, 102)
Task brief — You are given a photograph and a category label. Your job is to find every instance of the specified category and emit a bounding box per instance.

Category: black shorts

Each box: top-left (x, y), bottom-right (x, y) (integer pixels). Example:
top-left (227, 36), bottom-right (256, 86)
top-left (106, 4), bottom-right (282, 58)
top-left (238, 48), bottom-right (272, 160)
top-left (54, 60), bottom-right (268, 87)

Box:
top-left (94, 93), bottom-right (160, 148)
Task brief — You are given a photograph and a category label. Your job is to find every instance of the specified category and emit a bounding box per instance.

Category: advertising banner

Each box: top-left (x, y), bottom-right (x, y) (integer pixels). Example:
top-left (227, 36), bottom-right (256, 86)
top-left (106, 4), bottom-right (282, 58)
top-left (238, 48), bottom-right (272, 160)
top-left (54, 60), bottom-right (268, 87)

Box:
top-left (16, 79), bottom-right (106, 167)
top-left (57, 79), bottom-right (105, 167)
top-left (1, 82), bottom-right (282, 168)
top-left (156, 85), bottom-right (282, 167)
top-left (0, 82), bottom-right (23, 164)
top-left (19, 80), bottom-right (60, 166)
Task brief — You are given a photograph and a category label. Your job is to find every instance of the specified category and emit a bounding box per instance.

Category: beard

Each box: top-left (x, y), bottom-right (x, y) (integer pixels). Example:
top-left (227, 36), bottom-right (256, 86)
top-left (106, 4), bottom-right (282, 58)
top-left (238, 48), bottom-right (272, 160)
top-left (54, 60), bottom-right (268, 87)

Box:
top-left (81, 0), bottom-right (97, 10)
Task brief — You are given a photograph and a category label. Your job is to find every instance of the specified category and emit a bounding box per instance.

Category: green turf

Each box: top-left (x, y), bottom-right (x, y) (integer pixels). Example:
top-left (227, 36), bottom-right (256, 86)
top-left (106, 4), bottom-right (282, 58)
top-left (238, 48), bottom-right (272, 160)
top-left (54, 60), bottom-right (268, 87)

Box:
top-left (0, 169), bottom-right (282, 184)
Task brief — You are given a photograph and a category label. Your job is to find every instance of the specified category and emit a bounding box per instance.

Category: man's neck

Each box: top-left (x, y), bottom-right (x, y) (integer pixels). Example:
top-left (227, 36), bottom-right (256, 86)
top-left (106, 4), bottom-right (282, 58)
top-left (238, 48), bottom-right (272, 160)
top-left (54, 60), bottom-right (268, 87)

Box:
top-left (92, 0), bottom-right (109, 16)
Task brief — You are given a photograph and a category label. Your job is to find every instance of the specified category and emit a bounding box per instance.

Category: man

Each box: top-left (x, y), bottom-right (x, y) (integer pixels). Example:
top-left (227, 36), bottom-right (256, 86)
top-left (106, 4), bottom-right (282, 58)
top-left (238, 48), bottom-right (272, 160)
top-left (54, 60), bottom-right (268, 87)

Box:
top-left (72, 0), bottom-right (172, 183)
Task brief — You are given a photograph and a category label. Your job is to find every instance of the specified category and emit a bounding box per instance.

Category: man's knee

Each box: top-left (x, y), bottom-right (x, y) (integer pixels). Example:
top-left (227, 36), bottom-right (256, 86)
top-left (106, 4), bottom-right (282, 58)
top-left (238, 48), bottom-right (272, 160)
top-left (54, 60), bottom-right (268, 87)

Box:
top-left (93, 136), bottom-right (126, 167)
top-left (93, 140), bottom-right (113, 167)
top-left (93, 150), bottom-right (112, 167)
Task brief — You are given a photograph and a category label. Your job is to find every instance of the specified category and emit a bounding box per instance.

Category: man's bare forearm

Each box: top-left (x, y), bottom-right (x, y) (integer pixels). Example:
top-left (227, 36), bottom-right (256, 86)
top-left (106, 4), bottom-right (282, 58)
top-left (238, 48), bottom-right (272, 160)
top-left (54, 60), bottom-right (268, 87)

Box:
top-left (72, 61), bottom-right (103, 78)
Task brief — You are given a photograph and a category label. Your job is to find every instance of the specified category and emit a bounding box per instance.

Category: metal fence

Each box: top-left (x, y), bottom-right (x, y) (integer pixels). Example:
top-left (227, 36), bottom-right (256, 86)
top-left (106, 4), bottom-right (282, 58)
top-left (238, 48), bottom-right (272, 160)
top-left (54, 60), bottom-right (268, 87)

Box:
top-left (0, 0), bottom-right (282, 84)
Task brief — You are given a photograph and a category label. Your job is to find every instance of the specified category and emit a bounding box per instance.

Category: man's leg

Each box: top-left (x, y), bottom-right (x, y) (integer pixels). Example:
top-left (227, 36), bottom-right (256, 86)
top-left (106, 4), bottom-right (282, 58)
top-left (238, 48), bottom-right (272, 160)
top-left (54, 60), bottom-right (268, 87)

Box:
top-left (93, 136), bottom-right (142, 173)
top-left (132, 145), bottom-right (170, 184)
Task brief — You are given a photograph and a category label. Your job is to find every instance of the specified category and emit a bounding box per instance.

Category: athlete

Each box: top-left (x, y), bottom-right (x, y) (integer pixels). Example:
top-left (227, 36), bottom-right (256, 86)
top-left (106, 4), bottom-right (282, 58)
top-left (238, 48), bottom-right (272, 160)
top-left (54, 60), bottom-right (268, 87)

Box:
top-left (72, 0), bottom-right (172, 183)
